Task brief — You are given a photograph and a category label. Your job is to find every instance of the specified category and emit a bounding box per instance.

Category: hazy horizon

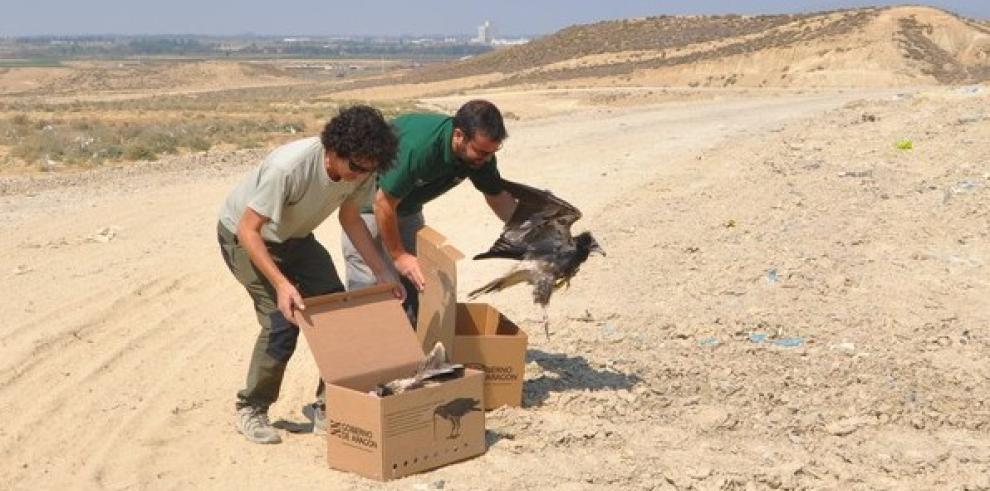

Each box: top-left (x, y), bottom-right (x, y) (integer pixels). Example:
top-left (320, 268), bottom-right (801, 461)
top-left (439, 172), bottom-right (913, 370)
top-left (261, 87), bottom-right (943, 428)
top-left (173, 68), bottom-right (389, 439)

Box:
top-left (2, 1), bottom-right (987, 37)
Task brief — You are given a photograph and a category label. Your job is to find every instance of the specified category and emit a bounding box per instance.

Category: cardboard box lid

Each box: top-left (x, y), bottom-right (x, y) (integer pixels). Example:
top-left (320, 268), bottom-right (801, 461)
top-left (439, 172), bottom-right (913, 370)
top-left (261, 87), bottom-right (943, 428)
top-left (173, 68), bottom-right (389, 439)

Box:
top-left (295, 285), bottom-right (424, 385)
top-left (416, 226), bottom-right (464, 355)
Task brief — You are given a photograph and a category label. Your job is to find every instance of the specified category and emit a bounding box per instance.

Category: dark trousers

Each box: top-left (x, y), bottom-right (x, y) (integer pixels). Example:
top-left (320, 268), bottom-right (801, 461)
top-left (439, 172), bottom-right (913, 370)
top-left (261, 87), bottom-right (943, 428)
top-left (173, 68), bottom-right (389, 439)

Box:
top-left (217, 223), bottom-right (344, 410)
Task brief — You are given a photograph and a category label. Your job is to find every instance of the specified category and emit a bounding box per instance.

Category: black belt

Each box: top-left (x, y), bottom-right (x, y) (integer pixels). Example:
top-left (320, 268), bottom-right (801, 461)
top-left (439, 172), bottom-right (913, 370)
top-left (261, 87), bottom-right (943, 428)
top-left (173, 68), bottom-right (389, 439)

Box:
top-left (216, 221), bottom-right (313, 251)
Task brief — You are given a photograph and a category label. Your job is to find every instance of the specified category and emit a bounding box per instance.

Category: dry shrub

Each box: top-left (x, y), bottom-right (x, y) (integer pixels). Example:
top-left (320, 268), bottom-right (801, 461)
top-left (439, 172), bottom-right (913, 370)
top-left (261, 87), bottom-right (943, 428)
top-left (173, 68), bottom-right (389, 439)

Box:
top-left (0, 115), bottom-right (306, 166)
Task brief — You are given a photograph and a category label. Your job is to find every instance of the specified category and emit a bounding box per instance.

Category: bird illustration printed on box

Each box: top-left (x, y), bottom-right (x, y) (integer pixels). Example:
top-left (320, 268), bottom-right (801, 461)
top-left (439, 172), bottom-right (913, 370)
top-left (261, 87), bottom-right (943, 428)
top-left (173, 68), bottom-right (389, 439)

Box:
top-left (433, 397), bottom-right (481, 439)
top-left (468, 178), bottom-right (605, 339)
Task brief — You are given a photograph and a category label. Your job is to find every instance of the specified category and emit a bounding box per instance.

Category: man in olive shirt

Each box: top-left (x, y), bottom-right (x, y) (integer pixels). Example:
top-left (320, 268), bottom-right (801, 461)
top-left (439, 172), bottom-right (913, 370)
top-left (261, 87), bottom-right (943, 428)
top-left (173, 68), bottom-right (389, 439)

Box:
top-left (342, 100), bottom-right (517, 320)
top-left (218, 105), bottom-right (403, 444)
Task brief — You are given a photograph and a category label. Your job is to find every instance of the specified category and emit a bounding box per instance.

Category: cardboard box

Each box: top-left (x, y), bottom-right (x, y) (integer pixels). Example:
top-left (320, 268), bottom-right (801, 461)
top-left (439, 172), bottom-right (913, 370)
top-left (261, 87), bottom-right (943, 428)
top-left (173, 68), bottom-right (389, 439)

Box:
top-left (416, 226), bottom-right (464, 355)
top-left (454, 303), bottom-right (528, 409)
top-left (417, 226), bottom-right (529, 409)
top-left (296, 285), bottom-right (486, 481)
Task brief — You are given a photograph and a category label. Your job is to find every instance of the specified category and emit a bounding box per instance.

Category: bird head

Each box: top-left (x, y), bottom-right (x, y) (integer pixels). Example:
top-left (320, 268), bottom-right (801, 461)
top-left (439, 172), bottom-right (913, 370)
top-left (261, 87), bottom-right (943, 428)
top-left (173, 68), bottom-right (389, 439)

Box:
top-left (576, 232), bottom-right (606, 257)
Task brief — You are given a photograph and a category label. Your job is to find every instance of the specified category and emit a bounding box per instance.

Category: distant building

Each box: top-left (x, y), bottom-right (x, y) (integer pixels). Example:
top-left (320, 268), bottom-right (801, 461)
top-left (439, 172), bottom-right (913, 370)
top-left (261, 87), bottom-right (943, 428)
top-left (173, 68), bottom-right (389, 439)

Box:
top-left (473, 20), bottom-right (493, 44)
top-left (472, 20), bottom-right (529, 47)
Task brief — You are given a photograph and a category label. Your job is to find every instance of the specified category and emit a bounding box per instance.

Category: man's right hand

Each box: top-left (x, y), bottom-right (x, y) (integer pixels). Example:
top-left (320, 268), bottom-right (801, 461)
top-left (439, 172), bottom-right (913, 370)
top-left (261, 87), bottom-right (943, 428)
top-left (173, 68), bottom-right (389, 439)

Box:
top-left (276, 281), bottom-right (305, 324)
top-left (394, 253), bottom-right (426, 292)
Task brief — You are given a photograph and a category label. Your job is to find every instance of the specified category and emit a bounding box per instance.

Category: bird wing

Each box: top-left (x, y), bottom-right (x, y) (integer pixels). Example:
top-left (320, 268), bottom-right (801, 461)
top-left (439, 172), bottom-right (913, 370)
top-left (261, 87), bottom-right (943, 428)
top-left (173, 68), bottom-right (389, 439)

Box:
top-left (475, 179), bottom-right (583, 261)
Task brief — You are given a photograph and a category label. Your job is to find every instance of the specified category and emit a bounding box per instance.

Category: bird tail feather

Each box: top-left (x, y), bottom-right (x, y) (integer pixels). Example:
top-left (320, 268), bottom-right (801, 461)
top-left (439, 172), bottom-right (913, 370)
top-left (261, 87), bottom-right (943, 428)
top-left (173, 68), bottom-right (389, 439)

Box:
top-left (467, 269), bottom-right (530, 299)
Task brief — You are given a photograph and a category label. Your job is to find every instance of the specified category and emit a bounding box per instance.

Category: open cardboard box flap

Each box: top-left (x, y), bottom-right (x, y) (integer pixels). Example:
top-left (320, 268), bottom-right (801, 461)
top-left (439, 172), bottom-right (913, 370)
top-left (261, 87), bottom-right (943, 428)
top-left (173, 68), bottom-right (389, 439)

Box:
top-left (417, 225), bottom-right (528, 409)
top-left (416, 226), bottom-right (464, 355)
top-left (294, 284), bottom-right (424, 385)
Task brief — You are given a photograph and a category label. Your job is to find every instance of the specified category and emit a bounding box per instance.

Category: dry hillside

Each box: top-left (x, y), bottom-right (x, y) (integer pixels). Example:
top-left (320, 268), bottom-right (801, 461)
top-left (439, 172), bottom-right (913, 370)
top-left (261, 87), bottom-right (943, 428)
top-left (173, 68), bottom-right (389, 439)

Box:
top-left (397, 6), bottom-right (990, 89)
top-left (0, 60), bottom-right (308, 98)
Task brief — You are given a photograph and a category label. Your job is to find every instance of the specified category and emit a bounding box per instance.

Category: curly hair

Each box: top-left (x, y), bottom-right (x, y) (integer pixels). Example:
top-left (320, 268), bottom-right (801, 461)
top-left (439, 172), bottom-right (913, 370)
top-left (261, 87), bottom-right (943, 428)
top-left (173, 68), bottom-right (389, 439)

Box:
top-left (320, 105), bottom-right (398, 172)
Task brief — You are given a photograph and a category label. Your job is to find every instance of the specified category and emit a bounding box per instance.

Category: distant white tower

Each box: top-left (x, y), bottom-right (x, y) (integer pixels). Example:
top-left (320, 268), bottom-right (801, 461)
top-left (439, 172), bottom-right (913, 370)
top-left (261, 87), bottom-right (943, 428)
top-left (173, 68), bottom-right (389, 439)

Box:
top-left (475, 20), bottom-right (493, 44)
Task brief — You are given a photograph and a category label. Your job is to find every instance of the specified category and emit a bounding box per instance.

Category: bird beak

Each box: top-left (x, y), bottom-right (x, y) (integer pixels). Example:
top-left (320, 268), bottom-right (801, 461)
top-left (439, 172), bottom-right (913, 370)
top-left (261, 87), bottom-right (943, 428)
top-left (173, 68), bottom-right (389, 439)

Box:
top-left (592, 244), bottom-right (606, 257)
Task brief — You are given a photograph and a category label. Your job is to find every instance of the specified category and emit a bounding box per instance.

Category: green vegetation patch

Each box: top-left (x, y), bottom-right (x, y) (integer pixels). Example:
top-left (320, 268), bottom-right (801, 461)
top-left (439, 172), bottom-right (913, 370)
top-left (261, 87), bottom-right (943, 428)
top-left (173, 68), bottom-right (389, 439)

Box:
top-left (0, 114), bottom-right (306, 168)
top-left (0, 59), bottom-right (65, 68)
top-left (0, 83), bottom-right (425, 171)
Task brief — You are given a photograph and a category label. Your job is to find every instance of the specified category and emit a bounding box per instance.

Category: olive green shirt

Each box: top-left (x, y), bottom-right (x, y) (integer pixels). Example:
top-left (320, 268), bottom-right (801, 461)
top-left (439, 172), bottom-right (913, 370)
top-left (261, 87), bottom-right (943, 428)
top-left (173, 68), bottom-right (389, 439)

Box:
top-left (371, 113), bottom-right (503, 217)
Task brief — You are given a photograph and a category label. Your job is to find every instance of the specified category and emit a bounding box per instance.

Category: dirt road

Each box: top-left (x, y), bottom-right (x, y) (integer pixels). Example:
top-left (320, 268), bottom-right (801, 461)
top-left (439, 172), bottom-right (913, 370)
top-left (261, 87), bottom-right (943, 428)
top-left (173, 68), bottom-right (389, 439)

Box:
top-left (2, 87), bottom-right (987, 489)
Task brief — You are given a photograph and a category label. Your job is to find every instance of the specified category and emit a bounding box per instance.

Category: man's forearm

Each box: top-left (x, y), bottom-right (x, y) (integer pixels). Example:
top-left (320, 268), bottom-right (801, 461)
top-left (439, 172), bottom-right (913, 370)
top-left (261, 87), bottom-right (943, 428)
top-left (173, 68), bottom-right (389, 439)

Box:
top-left (373, 191), bottom-right (407, 260)
top-left (486, 190), bottom-right (518, 223)
top-left (373, 189), bottom-right (425, 291)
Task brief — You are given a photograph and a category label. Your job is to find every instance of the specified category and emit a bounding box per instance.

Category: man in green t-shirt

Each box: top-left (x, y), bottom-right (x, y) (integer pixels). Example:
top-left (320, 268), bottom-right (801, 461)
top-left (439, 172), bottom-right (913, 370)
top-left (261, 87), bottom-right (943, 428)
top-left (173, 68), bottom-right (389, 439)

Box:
top-left (342, 100), bottom-right (517, 320)
top-left (218, 105), bottom-right (403, 444)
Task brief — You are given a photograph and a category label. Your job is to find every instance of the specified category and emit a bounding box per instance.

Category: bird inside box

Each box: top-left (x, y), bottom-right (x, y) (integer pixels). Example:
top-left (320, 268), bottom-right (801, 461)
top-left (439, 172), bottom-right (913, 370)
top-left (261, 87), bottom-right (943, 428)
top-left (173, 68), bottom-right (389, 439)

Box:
top-left (370, 342), bottom-right (463, 397)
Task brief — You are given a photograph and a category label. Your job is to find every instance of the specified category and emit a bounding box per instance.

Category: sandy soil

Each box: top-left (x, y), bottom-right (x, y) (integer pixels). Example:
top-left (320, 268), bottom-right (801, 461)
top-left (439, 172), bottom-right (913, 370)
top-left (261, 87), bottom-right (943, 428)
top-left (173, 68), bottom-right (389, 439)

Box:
top-left (1, 85), bottom-right (988, 490)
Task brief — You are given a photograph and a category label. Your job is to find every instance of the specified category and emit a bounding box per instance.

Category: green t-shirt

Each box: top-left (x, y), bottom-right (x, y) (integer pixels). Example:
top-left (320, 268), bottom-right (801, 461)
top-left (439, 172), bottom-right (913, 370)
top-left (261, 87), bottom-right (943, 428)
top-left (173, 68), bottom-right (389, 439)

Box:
top-left (372, 113), bottom-right (503, 216)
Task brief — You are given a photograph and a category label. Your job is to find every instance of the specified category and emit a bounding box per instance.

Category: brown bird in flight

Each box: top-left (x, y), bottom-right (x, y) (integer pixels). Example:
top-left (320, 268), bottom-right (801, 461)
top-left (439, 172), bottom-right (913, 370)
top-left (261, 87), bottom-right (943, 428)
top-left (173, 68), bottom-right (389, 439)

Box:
top-left (468, 179), bottom-right (605, 339)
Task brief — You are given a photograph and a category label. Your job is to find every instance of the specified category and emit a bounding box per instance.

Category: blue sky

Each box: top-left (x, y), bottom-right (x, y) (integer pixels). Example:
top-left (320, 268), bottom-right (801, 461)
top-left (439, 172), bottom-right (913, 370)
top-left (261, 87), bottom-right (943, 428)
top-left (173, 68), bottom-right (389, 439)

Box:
top-left (1, 1), bottom-right (986, 36)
